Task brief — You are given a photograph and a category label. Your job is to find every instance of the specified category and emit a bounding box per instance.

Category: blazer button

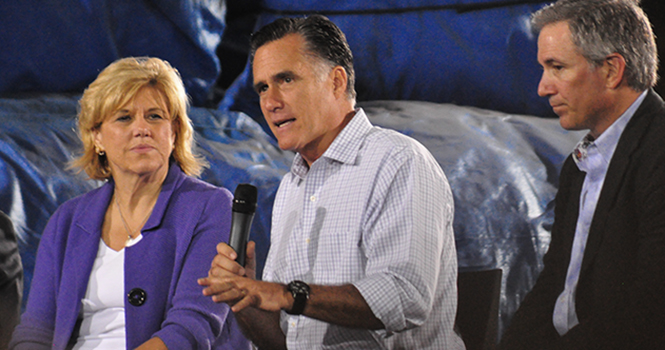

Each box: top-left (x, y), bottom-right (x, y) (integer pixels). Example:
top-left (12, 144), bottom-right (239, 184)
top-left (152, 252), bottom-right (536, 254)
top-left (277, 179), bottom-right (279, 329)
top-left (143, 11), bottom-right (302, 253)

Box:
top-left (128, 288), bottom-right (147, 306)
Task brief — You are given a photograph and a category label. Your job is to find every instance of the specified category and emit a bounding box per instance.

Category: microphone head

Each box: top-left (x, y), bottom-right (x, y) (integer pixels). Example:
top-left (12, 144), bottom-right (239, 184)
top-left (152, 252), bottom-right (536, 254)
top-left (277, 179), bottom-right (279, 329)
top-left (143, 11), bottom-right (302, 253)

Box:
top-left (232, 184), bottom-right (258, 214)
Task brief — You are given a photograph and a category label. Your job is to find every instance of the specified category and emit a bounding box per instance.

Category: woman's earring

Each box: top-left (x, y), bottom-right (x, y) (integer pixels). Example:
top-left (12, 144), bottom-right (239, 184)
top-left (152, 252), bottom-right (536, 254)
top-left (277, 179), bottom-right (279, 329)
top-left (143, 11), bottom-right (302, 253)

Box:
top-left (96, 147), bottom-right (105, 156)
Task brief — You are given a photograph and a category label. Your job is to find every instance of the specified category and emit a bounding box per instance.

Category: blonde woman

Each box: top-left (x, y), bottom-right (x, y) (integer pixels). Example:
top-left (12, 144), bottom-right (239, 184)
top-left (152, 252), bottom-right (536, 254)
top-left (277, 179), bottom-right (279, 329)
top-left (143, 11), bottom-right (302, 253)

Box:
top-left (10, 57), bottom-right (248, 350)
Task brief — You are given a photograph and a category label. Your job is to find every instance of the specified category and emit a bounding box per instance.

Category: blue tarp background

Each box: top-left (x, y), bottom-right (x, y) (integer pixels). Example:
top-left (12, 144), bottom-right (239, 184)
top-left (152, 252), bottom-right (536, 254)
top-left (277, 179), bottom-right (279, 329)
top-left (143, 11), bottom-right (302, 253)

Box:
top-left (0, 0), bottom-right (226, 107)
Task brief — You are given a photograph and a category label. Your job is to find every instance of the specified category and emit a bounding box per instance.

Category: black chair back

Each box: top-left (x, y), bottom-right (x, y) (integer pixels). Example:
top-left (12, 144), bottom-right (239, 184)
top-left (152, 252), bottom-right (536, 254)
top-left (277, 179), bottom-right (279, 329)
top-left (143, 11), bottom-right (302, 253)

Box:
top-left (455, 268), bottom-right (502, 350)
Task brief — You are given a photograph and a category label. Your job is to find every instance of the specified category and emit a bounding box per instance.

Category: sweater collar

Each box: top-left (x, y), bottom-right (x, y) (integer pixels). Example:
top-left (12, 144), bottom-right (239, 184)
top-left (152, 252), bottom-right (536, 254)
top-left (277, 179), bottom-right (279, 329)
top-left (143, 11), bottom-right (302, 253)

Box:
top-left (75, 161), bottom-right (185, 235)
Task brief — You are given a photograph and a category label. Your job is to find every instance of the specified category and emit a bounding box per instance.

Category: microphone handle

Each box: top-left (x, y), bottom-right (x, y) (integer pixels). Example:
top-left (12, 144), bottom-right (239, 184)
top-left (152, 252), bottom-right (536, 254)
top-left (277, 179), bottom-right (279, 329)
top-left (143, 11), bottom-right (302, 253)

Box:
top-left (228, 211), bottom-right (255, 267)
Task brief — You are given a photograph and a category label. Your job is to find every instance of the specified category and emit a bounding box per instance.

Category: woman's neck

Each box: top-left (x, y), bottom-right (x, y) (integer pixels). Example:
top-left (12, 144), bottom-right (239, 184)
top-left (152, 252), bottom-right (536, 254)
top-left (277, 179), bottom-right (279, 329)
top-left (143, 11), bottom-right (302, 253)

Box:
top-left (102, 168), bottom-right (167, 251)
top-left (114, 175), bottom-right (163, 213)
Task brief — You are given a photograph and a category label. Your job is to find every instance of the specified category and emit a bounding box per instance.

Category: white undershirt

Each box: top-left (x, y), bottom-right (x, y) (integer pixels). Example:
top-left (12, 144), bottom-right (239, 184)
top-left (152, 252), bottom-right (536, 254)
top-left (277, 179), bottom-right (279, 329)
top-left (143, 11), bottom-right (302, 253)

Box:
top-left (73, 239), bottom-right (127, 349)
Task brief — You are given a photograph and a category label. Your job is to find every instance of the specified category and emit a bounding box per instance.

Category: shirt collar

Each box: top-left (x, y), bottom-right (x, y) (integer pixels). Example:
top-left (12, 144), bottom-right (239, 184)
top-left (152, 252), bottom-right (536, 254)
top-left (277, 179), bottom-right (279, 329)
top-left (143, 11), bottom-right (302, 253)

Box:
top-left (290, 108), bottom-right (372, 178)
top-left (575, 90), bottom-right (647, 166)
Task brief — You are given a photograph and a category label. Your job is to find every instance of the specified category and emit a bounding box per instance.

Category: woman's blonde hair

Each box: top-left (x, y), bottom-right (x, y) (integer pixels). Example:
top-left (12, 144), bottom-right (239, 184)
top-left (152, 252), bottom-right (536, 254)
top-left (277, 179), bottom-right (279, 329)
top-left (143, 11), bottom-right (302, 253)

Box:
top-left (70, 57), bottom-right (207, 179)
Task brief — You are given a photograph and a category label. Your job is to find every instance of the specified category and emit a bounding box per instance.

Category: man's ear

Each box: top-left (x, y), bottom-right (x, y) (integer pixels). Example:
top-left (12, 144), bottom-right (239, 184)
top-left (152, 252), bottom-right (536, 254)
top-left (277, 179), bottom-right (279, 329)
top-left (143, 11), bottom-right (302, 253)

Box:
top-left (604, 53), bottom-right (627, 89)
top-left (331, 66), bottom-right (348, 99)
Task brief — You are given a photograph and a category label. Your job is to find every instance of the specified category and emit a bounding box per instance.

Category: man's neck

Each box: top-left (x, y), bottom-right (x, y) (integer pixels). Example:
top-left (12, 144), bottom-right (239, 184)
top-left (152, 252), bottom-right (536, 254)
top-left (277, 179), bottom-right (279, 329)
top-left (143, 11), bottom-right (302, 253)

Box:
top-left (301, 107), bottom-right (356, 167)
top-left (591, 88), bottom-right (644, 138)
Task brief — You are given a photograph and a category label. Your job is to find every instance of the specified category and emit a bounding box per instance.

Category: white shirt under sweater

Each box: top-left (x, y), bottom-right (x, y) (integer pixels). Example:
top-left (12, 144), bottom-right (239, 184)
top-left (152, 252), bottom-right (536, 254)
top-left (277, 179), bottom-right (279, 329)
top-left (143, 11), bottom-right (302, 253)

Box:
top-left (263, 109), bottom-right (465, 349)
top-left (72, 239), bottom-right (127, 349)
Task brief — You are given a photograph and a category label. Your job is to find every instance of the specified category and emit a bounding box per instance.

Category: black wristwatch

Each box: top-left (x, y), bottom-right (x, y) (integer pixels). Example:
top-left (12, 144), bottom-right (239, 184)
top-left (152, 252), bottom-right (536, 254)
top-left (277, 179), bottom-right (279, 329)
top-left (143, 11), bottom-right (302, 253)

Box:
top-left (285, 280), bottom-right (310, 315)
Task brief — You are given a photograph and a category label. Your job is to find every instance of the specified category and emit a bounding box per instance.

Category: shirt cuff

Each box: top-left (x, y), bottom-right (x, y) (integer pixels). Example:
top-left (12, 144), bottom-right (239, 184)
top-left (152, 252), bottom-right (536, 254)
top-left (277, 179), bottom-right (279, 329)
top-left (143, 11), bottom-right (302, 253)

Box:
top-left (354, 273), bottom-right (408, 335)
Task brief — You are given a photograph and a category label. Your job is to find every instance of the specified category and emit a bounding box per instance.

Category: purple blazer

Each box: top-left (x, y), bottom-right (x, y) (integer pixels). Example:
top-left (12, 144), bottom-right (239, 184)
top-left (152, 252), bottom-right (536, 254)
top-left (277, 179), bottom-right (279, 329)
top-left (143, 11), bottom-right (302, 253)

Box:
top-left (10, 163), bottom-right (249, 350)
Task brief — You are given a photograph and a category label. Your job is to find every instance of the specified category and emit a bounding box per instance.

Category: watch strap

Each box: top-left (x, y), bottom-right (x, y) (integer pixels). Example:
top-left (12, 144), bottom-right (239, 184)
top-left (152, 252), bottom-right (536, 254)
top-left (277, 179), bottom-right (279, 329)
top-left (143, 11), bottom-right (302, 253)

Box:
top-left (286, 280), bottom-right (310, 315)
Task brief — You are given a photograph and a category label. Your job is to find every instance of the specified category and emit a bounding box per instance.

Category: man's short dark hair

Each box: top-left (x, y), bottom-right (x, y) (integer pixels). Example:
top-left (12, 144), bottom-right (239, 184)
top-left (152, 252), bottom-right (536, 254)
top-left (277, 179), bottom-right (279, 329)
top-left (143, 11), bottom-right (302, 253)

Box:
top-left (250, 15), bottom-right (356, 100)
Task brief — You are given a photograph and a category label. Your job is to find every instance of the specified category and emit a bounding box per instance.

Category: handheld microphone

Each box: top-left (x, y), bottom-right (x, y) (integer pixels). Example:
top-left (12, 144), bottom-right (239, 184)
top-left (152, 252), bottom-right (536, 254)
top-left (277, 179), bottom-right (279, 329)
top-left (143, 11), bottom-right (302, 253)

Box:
top-left (228, 184), bottom-right (257, 267)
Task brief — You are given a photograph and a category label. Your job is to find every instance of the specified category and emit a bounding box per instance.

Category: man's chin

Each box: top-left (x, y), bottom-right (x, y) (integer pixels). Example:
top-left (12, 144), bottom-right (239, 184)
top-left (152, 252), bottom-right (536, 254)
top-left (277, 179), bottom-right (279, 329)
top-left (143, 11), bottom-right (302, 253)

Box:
top-left (558, 119), bottom-right (587, 132)
top-left (551, 104), bottom-right (567, 117)
top-left (557, 115), bottom-right (578, 131)
top-left (276, 139), bottom-right (296, 153)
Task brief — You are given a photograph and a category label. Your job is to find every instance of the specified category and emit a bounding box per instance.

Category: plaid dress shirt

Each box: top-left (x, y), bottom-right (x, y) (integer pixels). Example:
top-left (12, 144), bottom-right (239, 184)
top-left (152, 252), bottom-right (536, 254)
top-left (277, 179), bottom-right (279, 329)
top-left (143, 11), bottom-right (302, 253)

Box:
top-left (263, 109), bottom-right (465, 349)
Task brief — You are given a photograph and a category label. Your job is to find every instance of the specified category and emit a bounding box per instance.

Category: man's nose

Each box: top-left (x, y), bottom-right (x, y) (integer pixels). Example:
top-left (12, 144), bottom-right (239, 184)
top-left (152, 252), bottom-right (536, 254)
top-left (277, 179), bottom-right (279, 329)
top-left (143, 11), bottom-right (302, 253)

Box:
top-left (262, 88), bottom-right (283, 113)
top-left (537, 72), bottom-right (555, 97)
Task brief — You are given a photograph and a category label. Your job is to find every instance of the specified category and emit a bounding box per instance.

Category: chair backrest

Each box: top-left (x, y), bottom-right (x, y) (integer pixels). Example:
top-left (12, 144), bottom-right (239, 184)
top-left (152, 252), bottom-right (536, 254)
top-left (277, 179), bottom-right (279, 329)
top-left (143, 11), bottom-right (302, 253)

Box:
top-left (455, 268), bottom-right (503, 350)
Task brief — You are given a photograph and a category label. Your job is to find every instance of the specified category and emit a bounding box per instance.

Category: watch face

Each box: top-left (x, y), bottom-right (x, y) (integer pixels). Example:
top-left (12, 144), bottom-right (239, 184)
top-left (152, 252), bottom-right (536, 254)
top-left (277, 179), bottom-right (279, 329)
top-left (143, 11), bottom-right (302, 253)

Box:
top-left (290, 282), bottom-right (309, 295)
top-left (286, 281), bottom-right (310, 299)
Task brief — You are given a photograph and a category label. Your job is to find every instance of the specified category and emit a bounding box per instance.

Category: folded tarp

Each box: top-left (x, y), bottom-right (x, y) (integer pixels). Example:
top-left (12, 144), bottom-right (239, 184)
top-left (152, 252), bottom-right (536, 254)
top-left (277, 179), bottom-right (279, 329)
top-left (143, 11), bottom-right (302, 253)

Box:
top-left (0, 0), bottom-right (226, 106)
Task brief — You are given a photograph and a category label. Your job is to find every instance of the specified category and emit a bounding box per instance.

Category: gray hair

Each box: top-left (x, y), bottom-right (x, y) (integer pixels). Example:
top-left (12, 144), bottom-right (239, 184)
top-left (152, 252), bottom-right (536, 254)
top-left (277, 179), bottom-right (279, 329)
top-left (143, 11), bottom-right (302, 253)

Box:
top-left (531, 0), bottom-right (658, 91)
